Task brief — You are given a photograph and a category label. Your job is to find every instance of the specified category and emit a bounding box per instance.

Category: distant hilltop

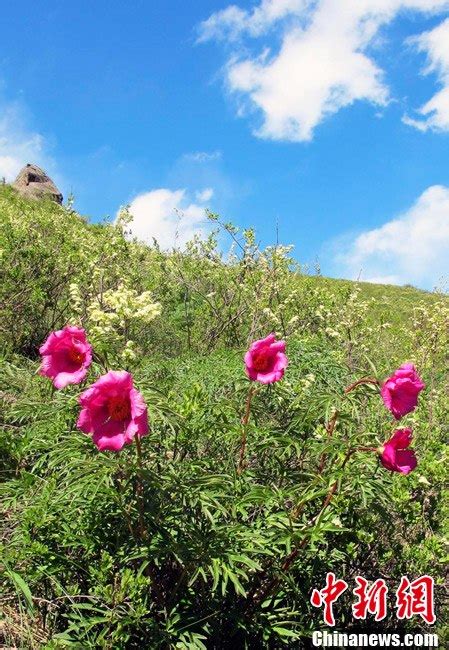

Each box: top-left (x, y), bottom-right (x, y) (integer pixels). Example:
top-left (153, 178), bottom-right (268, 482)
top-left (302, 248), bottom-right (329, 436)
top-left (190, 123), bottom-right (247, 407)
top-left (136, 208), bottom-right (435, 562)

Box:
top-left (10, 163), bottom-right (63, 204)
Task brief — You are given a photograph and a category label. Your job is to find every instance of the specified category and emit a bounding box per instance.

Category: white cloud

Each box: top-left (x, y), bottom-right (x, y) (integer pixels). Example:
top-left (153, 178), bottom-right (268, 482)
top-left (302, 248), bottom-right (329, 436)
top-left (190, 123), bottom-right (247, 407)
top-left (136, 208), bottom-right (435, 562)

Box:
top-left (124, 188), bottom-right (211, 249)
top-left (333, 185), bottom-right (449, 288)
top-left (404, 17), bottom-right (449, 131)
top-left (197, 0), bottom-right (311, 42)
top-left (183, 150), bottom-right (222, 162)
top-left (199, 0), bottom-right (449, 142)
top-left (196, 187), bottom-right (214, 202)
top-left (0, 102), bottom-right (56, 181)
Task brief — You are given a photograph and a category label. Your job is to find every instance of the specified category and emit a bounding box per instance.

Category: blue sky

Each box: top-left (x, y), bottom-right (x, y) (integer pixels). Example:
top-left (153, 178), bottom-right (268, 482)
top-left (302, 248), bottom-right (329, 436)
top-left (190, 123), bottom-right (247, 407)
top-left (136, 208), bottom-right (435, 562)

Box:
top-left (1, 1), bottom-right (449, 289)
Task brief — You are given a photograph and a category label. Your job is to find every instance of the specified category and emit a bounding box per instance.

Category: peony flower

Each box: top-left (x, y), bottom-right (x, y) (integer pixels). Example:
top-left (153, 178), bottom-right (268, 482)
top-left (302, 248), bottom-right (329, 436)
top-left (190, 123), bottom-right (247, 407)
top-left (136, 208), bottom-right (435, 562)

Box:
top-left (77, 370), bottom-right (148, 452)
top-left (244, 333), bottom-right (288, 384)
top-left (39, 326), bottom-right (92, 389)
top-left (381, 363), bottom-right (425, 420)
top-left (379, 428), bottom-right (417, 475)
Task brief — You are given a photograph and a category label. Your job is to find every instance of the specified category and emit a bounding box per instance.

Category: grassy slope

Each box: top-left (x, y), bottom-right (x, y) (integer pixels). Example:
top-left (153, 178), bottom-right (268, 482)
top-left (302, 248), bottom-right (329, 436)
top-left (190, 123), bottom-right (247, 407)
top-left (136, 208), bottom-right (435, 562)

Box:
top-left (311, 275), bottom-right (443, 323)
top-left (0, 187), bottom-right (447, 647)
top-left (0, 183), bottom-right (444, 331)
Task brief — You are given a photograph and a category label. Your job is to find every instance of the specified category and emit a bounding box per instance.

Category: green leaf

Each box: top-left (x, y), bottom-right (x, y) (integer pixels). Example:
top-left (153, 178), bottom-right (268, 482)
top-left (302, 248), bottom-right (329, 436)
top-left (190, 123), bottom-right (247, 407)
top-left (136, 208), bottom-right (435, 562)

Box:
top-left (5, 568), bottom-right (34, 613)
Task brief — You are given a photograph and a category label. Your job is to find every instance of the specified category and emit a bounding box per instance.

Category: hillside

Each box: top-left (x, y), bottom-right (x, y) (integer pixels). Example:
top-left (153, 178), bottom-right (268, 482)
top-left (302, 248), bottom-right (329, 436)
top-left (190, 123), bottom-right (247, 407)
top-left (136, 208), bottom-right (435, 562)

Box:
top-left (0, 184), bottom-right (445, 356)
top-left (0, 186), bottom-right (447, 647)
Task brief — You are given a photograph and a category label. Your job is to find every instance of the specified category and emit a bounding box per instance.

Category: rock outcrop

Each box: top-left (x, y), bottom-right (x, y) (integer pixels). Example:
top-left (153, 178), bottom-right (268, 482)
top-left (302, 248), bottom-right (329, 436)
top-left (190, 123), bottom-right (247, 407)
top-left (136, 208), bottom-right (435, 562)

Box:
top-left (12, 164), bottom-right (63, 204)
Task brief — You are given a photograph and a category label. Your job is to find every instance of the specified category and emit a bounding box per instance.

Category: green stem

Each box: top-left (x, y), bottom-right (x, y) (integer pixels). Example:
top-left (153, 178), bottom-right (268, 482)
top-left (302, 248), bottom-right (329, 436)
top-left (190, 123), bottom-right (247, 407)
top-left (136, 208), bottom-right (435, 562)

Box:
top-left (116, 470), bottom-right (135, 537)
top-left (317, 376), bottom-right (380, 474)
top-left (249, 377), bottom-right (382, 610)
top-left (237, 384), bottom-right (256, 475)
top-left (344, 376), bottom-right (380, 394)
top-left (250, 448), bottom-right (357, 609)
top-left (134, 435), bottom-right (146, 540)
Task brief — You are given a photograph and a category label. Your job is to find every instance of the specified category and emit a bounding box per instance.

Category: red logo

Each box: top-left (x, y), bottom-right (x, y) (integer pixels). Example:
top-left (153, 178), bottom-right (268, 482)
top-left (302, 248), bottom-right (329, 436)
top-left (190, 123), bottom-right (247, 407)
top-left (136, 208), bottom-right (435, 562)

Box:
top-left (311, 573), bottom-right (435, 626)
top-left (311, 572), bottom-right (349, 626)
top-left (352, 576), bottom-right (388, 621)
top-left (395, 575), bottom-right (436, 625)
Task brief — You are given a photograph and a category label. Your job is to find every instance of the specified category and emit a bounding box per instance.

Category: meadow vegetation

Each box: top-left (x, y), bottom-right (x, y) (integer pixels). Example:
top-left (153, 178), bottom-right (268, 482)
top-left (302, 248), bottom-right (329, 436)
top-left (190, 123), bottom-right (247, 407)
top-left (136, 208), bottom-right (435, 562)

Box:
top-left (0, 185), bottom-right (447, 648)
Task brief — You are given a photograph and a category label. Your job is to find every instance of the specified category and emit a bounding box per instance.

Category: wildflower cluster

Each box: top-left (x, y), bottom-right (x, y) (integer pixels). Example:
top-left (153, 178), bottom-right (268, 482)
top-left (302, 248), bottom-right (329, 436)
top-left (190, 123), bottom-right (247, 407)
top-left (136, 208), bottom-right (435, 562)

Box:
top-left (377, 363), bottom-right (425, 474)
top-left (79, 283), bottom-right (162, 365)
top-left (34, 318), bottom-right (428, 641)
top-left (39, 325), bottom-right (149, 451)
top-left (412, 299), bottom-right (449, 365)
top-left (39, 323), bottom-right (426, 468)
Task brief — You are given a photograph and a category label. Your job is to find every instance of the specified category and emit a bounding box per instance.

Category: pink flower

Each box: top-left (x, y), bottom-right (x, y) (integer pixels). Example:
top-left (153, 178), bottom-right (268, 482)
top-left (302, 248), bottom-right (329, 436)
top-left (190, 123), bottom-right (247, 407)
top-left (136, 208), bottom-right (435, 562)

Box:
top-left (379, 428), bottom-right (417, 475)
top-left (381, 363), bottom-right (425, 420)
top-left (244, 333), bottom-right (288, 384)
top-left (39, 326), bottom-right (92, 389)
top-left (77, 370), bottom-right (148, 452)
